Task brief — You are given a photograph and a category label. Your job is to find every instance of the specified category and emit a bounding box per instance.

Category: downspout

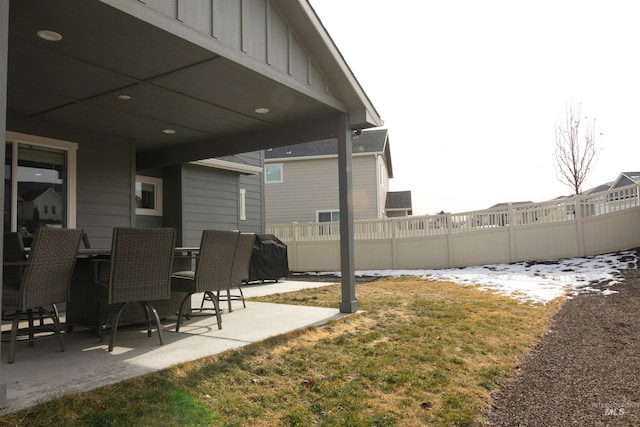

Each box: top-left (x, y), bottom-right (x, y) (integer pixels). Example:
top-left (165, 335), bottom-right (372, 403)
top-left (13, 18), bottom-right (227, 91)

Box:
top-left (337, 114), bottom-right (357, 313)
top-left (0, 0), bottom-right (9, 406)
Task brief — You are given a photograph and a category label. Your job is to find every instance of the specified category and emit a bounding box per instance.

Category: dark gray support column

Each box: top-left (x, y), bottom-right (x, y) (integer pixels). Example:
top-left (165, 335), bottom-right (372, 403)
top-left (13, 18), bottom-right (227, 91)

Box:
top-left (0, 0), bottom-right (9, 406)
top-left (337, 114), bottom-right (357, 313)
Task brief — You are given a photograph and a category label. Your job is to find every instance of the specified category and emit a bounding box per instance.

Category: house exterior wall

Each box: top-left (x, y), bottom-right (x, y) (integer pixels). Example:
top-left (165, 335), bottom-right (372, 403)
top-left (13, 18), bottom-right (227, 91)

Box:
top-left (265, 155), bottom-right (382, 223)
top-left (76, 135), bottom-right (134, 249)
top-left (237, 151), bottom-right (265, 233)
top-left (138, 151), bottom-right (264, 245)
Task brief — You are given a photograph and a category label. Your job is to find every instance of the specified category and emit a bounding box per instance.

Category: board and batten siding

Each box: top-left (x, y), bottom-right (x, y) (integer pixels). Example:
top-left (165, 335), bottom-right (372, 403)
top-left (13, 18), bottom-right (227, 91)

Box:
top-left (126, 0), bottom-right (339, 105)
top-left (265, 155), bottom-right (380, 224)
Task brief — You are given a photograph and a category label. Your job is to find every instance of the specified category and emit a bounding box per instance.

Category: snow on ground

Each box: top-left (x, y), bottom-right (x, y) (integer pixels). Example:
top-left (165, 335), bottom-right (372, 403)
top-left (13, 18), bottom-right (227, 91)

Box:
top-left (308, 250), bottom-right (638, 304)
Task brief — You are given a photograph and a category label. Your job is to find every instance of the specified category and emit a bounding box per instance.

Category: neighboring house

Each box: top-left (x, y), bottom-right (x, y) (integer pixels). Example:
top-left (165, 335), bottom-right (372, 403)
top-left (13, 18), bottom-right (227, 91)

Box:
top-left (264, 128), bottom-right (412, 223)
top-left (610, 171), bottom-right (640, 189)
top-left (19, 187), bottom-right (63, 226)
top-left (385, 190), bottom-right (413, 217)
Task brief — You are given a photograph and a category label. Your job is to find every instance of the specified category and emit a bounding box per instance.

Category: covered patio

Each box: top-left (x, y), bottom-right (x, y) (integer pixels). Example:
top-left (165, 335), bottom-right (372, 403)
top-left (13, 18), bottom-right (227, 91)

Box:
top-left (1, 280), bottom-right (346, 414)
top-left (0, 0), bottom-right (382, 408)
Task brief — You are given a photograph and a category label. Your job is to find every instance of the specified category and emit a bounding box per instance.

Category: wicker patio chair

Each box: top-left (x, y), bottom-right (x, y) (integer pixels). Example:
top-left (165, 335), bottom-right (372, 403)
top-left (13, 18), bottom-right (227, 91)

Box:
top-left (172, 230), bottom-right (239, 332)
top-left (2, 227), bottom-right (83, 363)
top-left (3, 232), bottom-right (26, 287)
top-left (203, 232), bottom-right (255, 313)
top-left (95, 227), bottom-right (176, 352)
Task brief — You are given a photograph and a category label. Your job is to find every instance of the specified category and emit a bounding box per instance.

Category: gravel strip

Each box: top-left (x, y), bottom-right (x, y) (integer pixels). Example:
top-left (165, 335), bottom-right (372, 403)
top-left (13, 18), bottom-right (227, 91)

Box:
top-left (483, 266), bottom-right (640, 426)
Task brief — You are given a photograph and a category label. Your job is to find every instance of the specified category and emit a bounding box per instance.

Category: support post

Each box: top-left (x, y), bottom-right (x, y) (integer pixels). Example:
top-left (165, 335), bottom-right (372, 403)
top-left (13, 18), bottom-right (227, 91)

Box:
top-left (0, 0), bottom-right (10, 407)
top-left (337, 114), bottom-right (357, 313)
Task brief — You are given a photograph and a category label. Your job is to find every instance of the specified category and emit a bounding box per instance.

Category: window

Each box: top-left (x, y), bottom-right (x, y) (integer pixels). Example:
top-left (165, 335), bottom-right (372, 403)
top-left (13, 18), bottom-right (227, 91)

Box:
top-left (265, 163), bottom-right (283, 183)
top-left (239, 188), bottom-right (246, 221)
top-left (5, 132), bottom-right (77, 236)
top-left (317, 210), bottom-right (340, 222)
top-left (135, 175), bottom-right (163, 216)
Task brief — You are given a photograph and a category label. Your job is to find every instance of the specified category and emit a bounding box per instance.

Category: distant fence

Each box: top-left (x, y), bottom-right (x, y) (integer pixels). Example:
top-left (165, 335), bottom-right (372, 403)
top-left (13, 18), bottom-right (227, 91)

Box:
top-left (267, 183), bottom-right (640, 272)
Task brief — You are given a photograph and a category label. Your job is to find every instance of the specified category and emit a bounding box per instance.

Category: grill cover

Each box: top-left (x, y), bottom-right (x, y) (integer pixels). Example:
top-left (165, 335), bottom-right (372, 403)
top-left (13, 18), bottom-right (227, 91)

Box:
top-left (248, 234), bottom-right (289, 282)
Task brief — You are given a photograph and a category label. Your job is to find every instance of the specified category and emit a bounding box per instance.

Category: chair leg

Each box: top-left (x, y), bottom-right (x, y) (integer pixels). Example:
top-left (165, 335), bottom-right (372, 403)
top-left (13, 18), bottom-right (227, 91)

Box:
top-left (27, 309), bottom-right (35, 348)
top-left (237, 283), bottom-right (246, 309)
top-left (176, 293), bottom-right (193, 332)
top-left (205, 291), bottom-right (222, 330)
top-left (100, 303), bottom-right (122, 343)
top-left (49, 305), bottom-right (65, 353)
top-left (9, 311), bottom-right (21, 364)
top-left (139, 302), bottom-right (153, 338)
top-left (199, 293), bottom-right (209, 312)
top-left (107, 303), bottom-right (128, 352)
top-left (145, 303), bottom-right (164, 346)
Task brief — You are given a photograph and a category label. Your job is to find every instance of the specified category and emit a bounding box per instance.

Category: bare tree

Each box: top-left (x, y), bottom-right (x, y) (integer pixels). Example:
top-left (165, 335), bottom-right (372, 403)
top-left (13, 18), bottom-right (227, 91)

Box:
top-left (554, 101), bottom-right (600, 195)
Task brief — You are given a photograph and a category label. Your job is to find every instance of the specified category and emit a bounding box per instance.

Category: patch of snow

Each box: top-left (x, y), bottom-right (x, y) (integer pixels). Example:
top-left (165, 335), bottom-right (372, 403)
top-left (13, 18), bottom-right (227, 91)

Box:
top-left (307, 250), bottom-right (638, 304)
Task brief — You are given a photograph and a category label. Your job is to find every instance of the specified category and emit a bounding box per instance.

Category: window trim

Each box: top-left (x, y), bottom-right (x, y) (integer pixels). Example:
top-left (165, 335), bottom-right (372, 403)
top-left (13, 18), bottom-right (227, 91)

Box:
top-left (265, 163), bottom-right (283, 183)
top-left (135, 175), bottom-right (163, 216)
top-left (6, 131), bottom-right (78, 231)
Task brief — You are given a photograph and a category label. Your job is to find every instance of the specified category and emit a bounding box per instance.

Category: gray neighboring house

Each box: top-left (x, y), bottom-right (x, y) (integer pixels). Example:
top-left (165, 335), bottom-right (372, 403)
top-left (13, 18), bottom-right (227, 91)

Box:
top-left (385, 190), bottom-right (413, 217)
top-left (265, 128), bottom-right (412, 223)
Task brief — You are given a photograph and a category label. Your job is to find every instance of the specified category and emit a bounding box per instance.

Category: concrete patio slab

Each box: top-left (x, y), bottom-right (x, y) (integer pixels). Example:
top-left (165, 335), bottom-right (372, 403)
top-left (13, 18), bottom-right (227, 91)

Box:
top-left (0, 280), bottom-right (344, 414)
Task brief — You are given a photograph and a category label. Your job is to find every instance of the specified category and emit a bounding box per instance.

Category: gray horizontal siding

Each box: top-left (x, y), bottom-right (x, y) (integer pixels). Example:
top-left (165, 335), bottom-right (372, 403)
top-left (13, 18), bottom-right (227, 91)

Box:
top-left (181, 163), bottom-right (239, 246)
top-left (76, 136), bottom-right (133, 248)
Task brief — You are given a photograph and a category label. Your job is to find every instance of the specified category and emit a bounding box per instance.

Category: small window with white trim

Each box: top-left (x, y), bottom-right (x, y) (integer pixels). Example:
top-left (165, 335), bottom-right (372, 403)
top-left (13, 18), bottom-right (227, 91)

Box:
top-left (239, 188), bottom-right (246, 221)
top-left (317, 210), bottom-right (340, 223)
top-left (265, 163), bottom-right (283, 183)
top-left (135, 175), bottom-right (163, 216)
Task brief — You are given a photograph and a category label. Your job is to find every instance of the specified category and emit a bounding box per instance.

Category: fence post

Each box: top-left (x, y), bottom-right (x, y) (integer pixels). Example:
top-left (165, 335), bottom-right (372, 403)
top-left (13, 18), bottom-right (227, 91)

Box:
top-left (291, 222), bottom-right (299, 271)
top-left (508, 203), bottom-right (516, 263)
top-left (391, 217), bottom-right (398, 269)
top-left (446, 212), bottom-right (454, 268)
top-left (574, 196), bottom-right (586, 257)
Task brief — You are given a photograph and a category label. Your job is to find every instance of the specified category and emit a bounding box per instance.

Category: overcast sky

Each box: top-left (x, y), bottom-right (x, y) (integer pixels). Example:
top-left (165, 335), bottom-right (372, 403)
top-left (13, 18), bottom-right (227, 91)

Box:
top-left (309, 0), bottom-right (640, 215)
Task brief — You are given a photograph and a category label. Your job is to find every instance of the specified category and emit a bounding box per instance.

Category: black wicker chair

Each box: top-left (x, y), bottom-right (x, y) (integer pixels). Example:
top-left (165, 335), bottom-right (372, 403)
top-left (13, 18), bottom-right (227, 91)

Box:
top-left (95, 227), bottom-right (176, 352)
top-left (2, 227), bottom-right (83, 363)
top-left (206, 232), bottom-right (255, 313)
top-left (172, 230), bottom-right (239, 332)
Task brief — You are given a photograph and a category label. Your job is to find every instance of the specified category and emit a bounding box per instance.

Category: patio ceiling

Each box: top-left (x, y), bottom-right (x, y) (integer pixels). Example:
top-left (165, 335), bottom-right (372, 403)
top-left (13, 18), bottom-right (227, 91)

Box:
top-left (6, 0), bottom-right (379, 170)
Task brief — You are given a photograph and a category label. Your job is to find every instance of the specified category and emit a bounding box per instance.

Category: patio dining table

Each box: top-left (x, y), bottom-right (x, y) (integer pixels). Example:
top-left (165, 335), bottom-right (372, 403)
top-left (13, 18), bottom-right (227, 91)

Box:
top-left (65, 247), bottom-right (200, 331)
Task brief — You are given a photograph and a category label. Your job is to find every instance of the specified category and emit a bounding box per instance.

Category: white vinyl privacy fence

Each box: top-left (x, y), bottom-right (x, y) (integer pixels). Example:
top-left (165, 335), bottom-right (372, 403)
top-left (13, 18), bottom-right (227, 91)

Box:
top-left (267, 183), bottom-right (640, 272)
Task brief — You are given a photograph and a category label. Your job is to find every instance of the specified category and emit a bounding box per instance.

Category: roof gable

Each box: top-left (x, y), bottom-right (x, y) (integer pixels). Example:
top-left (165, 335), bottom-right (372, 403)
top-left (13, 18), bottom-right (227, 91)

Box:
top-left (385, 191), bottom-right (412, 210)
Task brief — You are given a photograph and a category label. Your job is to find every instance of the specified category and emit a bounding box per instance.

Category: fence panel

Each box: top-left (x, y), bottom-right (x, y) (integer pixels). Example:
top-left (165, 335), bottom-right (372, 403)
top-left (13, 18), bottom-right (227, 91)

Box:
top-left (267, 183), bottom-right (640, 271)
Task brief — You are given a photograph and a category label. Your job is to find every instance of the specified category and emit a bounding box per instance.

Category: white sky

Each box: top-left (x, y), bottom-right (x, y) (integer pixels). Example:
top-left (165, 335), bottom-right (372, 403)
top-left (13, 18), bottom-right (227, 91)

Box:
top-left (309, 1), bottom-right (640, 214)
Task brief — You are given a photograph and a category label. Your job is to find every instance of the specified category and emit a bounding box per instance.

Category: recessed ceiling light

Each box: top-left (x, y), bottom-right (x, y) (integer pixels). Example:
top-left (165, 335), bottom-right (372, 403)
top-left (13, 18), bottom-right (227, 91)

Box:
top-left (118, 94), bottom-right (132, 100)
top-left (162, 129), bottom-right (176, 134)
top-left (255, 107), bottom-right (270, 114)
top-left (37, 30), bottom-right (62, 42)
